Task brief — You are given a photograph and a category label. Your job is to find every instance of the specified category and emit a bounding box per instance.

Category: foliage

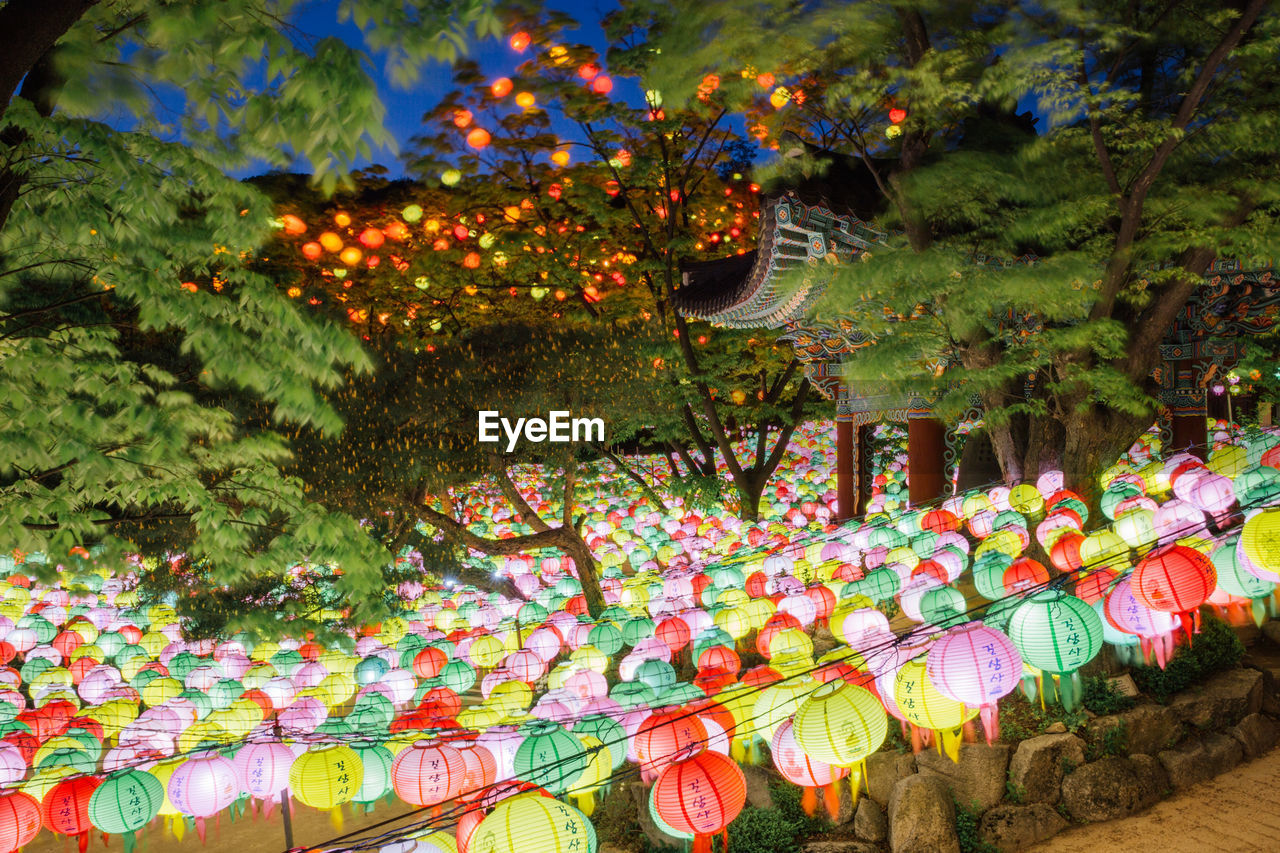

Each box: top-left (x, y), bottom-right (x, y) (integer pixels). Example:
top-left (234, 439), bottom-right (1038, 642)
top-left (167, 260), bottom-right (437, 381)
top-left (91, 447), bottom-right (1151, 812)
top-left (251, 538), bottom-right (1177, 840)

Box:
top-left (0, 1), bottom-right (497, 638)
top-left (1131, 614), bottom-right (1246, 702)
top-left (954, 798), bottom-right (999, 853)
top-left (770, 779), bottom-right (830, 837)
top-left (1085, 719), bottom-right (1129, 762)
top-left (387, 2), bottom-right (828, 520)
top-left (997, 693), bottom-right (1086, 744)
top-left (590, 785), bottom-right (644, 853)
top-left (643, 0), bottom-right (1280, 489)
top-left (726, 805), bottom-right (800, 853)
top-left (1081, 675), bottom-right (1138, 715)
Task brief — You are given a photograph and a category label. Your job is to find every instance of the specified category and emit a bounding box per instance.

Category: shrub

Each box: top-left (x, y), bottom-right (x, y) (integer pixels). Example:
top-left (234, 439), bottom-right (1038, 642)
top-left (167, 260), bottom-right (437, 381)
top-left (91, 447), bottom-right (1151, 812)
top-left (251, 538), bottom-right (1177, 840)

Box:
top-left (1130, 614), bottom-right (1245, 702)
top-left (725, 805), bottom-right (801, 853)
top-left (1081, 675), bottom-right (1138, 715)
top-left (954, 799), bottom-right (999, 853)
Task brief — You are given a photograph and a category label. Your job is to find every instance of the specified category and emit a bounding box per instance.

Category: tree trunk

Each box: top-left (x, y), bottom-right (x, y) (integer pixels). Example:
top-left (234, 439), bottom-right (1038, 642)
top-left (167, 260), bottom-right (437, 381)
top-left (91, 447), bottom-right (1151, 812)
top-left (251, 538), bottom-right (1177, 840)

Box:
top-left (558, 527), bottom-right (606, 618)
top-left (737, 488), bottom-right (761, 523)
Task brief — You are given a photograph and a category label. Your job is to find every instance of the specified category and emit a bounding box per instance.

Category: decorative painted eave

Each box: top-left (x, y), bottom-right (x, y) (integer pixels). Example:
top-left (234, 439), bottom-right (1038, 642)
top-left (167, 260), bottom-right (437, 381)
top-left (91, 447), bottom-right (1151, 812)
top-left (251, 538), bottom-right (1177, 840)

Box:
top-left (674, 193), bottom-right (886, 329)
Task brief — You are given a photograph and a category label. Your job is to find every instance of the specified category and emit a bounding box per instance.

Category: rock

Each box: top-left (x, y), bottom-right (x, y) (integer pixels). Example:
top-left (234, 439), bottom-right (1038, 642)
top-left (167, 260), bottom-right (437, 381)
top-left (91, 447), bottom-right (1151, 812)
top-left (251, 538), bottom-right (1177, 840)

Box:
top-left (1157, 732), bottom-right (1242, 791)
top-left (1230, 712), bottom-right (1278, 758)
top-left (854, 798), bottom-right (888, 843)
top-left (1008, 734), bottom-right (1086, 804)
top-left (915, 743), bottom-right (1010, 811)
top-left (1157, 739), bottom-right (1211, 790)
top-left (978, 803), bottom-right (1069, 853)
top-left (1169, 668), bottom-right (1263, 729)
top-left (1086, 704), bottom-right (1182, 756)
top-left (1059, 757), bottom-right (1148, 822)
top-left (1203, 731), bottom-right (1244, 775)
top-left (1044, 722), bottom-right (1067, 734)
top-left (742, 764), bottom-right (775, 810)
top-left (888, 775), bottom-right (961, 853)
top-left (865, 750), bottom-right (917, 806)
top-left (1261, 620), bottom-right (1280, 647)
top-left (802, 842), bottom-right (883, 853)
top-left (833, 778), bottom-right (857, 826)
top-left (1127, 754), bottom-right (1168, 809)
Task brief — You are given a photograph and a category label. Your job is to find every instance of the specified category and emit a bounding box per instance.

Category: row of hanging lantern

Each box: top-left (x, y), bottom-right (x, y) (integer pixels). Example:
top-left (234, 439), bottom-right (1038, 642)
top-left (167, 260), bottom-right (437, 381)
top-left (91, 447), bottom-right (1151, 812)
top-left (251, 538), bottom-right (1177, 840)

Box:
top-left (2, 419), bottom-right (1279, 851)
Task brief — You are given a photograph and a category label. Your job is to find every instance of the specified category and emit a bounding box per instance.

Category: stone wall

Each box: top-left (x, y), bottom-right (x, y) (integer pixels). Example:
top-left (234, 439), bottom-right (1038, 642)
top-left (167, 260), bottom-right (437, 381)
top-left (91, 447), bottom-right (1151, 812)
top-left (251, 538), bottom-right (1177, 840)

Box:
top-left (798, 664), bottom-right (1280, 853)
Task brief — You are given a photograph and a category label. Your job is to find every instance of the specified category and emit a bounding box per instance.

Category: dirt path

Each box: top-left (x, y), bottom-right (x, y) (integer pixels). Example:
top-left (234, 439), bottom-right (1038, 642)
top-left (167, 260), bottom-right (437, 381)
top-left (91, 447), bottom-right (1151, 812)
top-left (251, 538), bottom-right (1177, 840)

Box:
top-left (1030, 748), bottom-right (1280, 853)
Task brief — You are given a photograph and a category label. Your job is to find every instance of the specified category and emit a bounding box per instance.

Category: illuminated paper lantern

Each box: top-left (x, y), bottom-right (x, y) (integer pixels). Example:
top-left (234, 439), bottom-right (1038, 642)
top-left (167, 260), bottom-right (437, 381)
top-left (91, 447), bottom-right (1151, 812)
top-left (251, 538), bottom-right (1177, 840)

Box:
top-left (652, 751), bottom-right (746, 853)
top-left (290, 744), bottom-right (363, 810)
top-left (470, 793), bottom-right (597, 853)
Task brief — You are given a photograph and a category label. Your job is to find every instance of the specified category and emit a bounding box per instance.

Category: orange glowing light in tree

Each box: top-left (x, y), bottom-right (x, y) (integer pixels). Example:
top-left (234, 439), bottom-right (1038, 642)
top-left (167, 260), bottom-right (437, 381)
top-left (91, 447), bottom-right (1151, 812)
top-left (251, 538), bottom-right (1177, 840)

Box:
top-left (359, 228), bottom-right (385, 249)
top-left (757, 72), bottom-right (775, 88)
top-left (384, 221), bottom-right (409, 241)
top-left (463, 253), bottom-right (481, 269)
top-left (551, 150), bottom-right (571, 166)
top-left (491, 77), bottom-right (513, 97)
top-left (339, 246), bottom-right (363, 267)
top-left (591, 76), bottom-right (613, 94)
top-left (281, 214), bottom-right (306, 235)
top-left (301, 242), bottom-right (322, 260)
top-left (515, 92), bottom-right (536, 109)
top-left (555, 290), bottom-right (567, 301)
top-left (466, 127), bottom-right (491, 149)
top-left (453, 109), bottom-right (473, 128)
top-left (334, 212), bottom-right (351, 228)
top-left (547, 184), bottom-right (563, 200)
top-left (889, 108), bottom-right (907, 124)
top-left (318, 232), bottom-right (343, 253)
top-left (578, 63), bottom-right (600, 81)
top-left (509, 31), bottom-right (531, 52)
top-left (180, 281), bottom-right (198, 292)
top-left (453, 224), bottom-right (469, 240)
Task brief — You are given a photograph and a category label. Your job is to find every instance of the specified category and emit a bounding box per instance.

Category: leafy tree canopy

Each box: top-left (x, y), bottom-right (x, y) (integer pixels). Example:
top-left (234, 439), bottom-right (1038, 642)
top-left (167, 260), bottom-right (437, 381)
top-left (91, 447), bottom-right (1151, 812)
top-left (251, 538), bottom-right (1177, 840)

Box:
top-left (0, 0), bottom-right (498, 639)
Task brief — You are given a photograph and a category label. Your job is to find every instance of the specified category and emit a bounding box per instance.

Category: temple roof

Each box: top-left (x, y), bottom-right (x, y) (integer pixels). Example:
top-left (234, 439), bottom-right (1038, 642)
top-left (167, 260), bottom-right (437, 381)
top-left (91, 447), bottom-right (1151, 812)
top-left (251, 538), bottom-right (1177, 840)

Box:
top-left (673, 192), bottom-right (886, 328)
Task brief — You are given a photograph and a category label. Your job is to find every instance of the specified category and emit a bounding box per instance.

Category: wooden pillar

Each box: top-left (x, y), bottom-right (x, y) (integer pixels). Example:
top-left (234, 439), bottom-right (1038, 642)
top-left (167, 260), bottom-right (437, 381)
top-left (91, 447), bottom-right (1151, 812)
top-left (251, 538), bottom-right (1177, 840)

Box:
top-left (907, 412), bottom-right (947, 506)
top-left (1168, 361), bottom-right (1208, 460)
top-left (836, 419), bottom-right (856, 521)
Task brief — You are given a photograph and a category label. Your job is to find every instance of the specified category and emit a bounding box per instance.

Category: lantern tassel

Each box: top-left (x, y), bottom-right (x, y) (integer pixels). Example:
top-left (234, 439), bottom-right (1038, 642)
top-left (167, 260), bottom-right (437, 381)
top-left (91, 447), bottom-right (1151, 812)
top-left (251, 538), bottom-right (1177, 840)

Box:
top-left (823, 781), bottom-right (842, 822)
top-left (692, 832), bottom-right (712, 853)
top-left (172, 815), bottom-right (186, 842)
top-left (730, 738), bottom-right (747, 764)
top-left (979, 704), bottom-right (999, 745)
top-left (195, 816), bottom-right (206, 844)
top-left (78, 831), bottom-right (89, 853)
top-left (801, 785), bottom-right (817, 817)
top-left (123, 831), bottom-right (138, 853)
top-left (1253, 598), bottom-right (1268, 628)
top-left (1057, 673), bottom-right (1076, 711)
top-left (849, 762), bottom-right (864, 809)
top-left (330, 805), bottom-right (344, 832)
top-left (941, 727), bottom-right (962, 764)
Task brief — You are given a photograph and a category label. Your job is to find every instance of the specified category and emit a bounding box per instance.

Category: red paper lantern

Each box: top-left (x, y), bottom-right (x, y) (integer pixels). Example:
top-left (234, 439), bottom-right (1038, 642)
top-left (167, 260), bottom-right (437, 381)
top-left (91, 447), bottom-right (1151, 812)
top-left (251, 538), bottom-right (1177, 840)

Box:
top-left (656, 617), bottom-right (691, 653)
top-left (391, 740), bottom-right (466, 806)
top-left (634, 707), bottom-right (707, 775)
top-left (0, 791), bottom-right (40, 853)
top-left (413, 646), bottom-right (447, 679)
top-left (653, 751), bottom-right (746, 853)
top-left (41, 776), bottom-right (101, 845)
top-left (1133, 545), bottom-right (1217, 613)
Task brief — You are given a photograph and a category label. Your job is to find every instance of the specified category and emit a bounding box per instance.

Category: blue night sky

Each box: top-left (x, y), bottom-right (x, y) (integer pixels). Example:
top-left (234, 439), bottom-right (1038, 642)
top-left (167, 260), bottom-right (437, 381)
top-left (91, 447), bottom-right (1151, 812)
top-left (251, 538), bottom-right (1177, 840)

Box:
top-left (284, 0), bottom-right (625, 178)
